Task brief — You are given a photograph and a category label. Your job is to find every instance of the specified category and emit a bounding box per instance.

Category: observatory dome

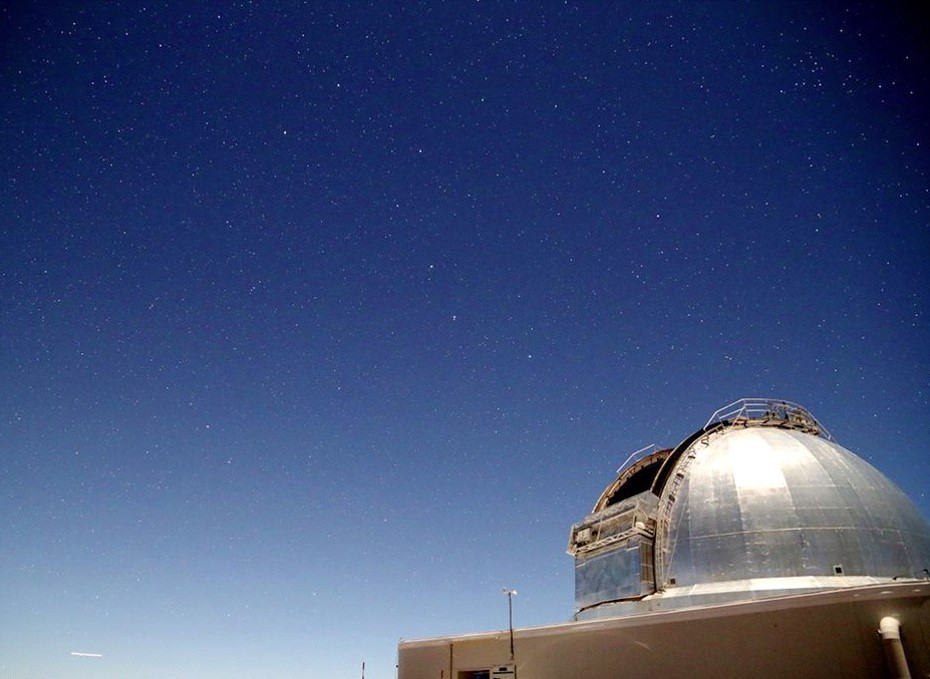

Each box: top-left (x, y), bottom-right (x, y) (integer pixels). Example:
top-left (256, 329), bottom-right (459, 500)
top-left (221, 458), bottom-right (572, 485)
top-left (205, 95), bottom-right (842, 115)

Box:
top-left (568, 399), bottom-right (930, 619)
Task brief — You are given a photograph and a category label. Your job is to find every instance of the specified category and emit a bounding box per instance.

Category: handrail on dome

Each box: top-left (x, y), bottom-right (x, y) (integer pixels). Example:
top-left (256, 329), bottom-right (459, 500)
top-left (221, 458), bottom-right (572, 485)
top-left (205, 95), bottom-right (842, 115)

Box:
top-left (704, 397), bottom-right (834, 440)
top-left (616, 443), bottom-right (658, 474)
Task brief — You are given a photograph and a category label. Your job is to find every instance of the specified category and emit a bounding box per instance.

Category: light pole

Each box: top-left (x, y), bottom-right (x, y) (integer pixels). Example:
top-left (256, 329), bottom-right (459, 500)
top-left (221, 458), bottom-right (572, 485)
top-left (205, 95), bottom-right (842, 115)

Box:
top-left (502, 588), bottom-right (517, 661)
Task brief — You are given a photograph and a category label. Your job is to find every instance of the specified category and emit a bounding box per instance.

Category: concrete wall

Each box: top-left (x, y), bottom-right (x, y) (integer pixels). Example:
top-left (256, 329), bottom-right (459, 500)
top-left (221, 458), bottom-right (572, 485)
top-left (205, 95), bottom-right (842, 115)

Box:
top-left (399, 583), bottom-right (930, 679)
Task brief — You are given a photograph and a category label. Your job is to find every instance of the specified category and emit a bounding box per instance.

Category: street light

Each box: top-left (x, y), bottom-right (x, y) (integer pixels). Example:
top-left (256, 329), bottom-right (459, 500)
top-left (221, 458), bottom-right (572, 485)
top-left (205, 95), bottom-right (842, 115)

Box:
top-left (502, 588), bottom-right (517, 660)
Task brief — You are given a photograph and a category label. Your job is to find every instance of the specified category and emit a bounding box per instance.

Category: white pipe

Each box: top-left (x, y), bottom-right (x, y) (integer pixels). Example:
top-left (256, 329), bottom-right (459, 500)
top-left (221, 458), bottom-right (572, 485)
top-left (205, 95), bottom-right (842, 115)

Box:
top-left (879, 616), bottom-right (911, 679)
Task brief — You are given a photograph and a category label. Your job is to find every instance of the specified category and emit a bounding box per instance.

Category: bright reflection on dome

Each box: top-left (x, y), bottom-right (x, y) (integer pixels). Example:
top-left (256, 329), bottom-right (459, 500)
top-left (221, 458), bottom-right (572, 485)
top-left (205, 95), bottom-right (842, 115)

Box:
top-left (729, 434), bottom-right (787, 490)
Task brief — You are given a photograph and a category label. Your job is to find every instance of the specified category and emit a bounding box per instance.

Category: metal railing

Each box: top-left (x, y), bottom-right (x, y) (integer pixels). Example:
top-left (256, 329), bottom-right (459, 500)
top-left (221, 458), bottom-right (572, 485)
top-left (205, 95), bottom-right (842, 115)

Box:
top-left (703, 397), bottom-right (833, 440)
top-left (616, 443), bottom-right (659, 474)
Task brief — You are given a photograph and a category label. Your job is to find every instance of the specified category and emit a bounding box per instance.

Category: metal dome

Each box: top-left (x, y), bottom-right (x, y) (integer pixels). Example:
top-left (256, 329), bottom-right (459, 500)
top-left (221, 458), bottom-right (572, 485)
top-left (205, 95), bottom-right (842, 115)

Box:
top-left (568, 399), bottom-right (930, 619)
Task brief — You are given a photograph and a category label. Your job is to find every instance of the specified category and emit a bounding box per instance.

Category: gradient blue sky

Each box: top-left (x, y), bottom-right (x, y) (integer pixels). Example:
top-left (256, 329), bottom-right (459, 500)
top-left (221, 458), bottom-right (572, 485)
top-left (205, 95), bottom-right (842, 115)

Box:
top-left (2, 2), bottom-right (928, 678)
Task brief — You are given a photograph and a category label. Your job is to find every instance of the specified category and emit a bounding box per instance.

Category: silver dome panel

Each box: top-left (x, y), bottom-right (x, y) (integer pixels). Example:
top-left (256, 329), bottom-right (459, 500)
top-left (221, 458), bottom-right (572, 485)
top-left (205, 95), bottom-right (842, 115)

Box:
top-left (661, 426), bottom-right (930, 587)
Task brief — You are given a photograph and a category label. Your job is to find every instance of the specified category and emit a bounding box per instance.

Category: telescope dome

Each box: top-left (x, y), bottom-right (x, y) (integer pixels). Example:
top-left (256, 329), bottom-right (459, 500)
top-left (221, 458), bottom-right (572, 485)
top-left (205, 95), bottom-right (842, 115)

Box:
top-left (569, 399), bottom-right (930, 619)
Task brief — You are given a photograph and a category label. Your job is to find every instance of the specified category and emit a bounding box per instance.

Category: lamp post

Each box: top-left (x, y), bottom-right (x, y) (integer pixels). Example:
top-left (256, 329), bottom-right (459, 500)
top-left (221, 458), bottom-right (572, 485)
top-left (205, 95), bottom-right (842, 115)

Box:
top-left (502, 588), bottom-right (517, 661)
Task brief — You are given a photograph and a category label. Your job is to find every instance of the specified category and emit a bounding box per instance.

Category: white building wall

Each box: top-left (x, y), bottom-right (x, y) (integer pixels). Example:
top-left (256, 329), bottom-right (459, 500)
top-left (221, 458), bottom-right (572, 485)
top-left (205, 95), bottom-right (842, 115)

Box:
top-left (399, 582), bottom-right (930, 679)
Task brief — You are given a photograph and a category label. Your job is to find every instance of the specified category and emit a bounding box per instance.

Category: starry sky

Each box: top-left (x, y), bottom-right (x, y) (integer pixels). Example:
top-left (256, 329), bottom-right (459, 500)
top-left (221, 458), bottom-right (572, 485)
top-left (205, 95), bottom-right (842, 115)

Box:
top-left (1, 2), bottom-right (928, 678)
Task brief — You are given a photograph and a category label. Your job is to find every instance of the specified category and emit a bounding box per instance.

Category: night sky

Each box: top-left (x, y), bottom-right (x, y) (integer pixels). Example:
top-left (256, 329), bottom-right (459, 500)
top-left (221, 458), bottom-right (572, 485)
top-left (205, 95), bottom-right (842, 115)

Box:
top-left (2, 2), bottom-right (928, 678)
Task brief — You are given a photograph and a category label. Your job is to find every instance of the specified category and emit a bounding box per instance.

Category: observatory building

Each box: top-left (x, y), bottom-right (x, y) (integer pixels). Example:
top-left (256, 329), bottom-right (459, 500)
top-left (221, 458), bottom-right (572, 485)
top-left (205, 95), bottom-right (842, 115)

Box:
top-left (398, 398), bottom-right (930, 679)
